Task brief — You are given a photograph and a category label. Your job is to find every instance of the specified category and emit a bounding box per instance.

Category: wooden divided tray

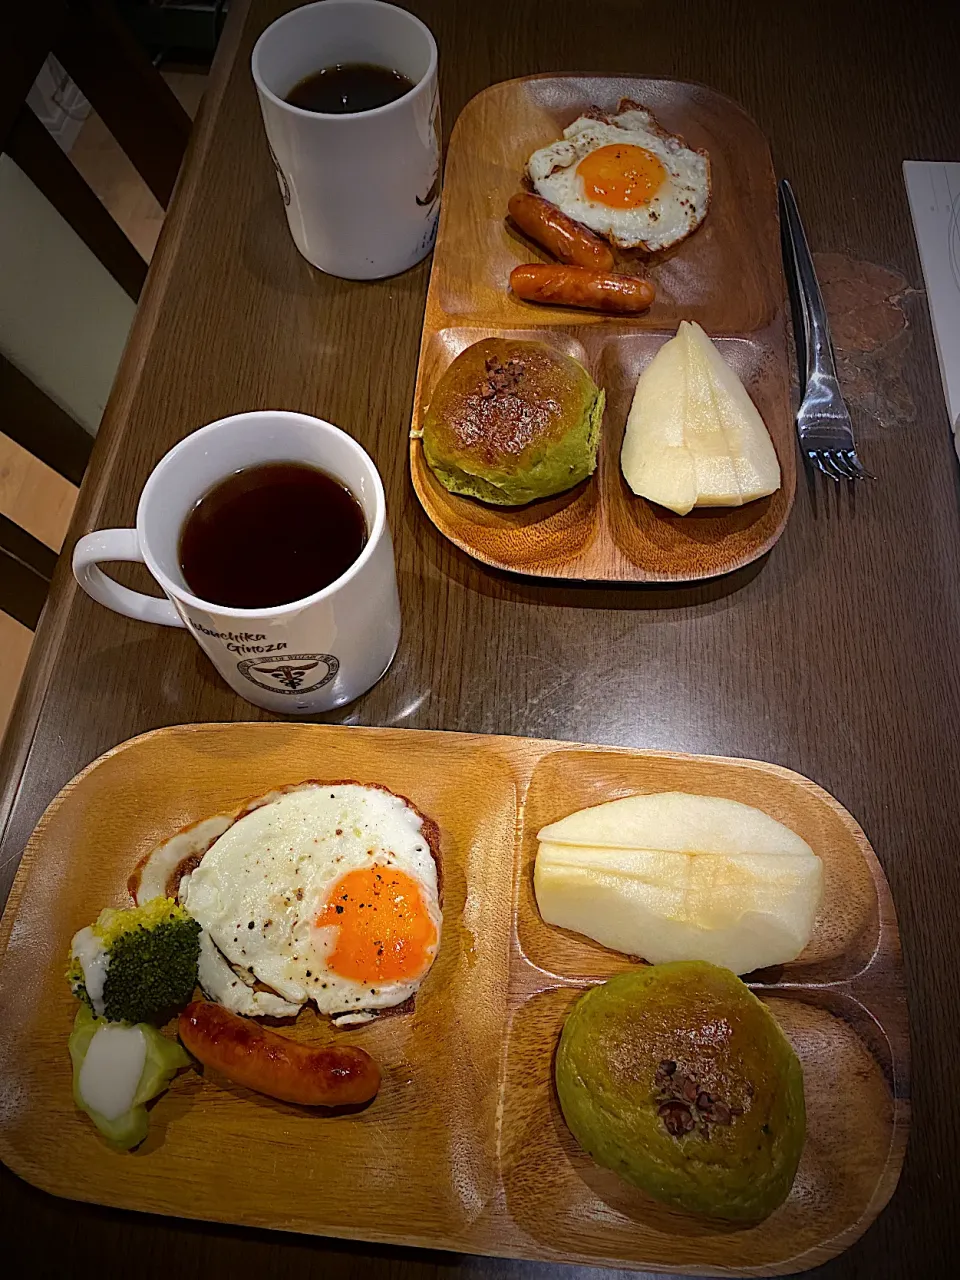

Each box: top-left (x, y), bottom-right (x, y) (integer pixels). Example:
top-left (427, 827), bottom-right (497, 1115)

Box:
top-left (410, 76), bottom-right (796, 581)
top-left (0, 724), bottom-right (907, 1276)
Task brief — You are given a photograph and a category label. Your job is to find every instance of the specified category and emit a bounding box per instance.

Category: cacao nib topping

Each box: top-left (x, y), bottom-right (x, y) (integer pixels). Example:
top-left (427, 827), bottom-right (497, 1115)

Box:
top-left (654, 1065), bottom-right (743, 1140)
top-left (478, 354), bottom-right (524, 399)
top-left (658, 1100), bottom-right (696, 1137)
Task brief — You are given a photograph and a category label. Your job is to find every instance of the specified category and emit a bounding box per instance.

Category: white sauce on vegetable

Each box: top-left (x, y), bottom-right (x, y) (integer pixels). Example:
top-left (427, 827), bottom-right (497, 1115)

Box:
top-left (78, 1024), bottom-right (146, 1120)
top-left (71, 926), bottom-right (110, 1016)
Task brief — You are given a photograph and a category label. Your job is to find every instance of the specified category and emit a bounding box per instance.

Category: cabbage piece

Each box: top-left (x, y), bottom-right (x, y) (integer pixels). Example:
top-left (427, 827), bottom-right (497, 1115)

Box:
top-left (68, 1005), bottom-right (190, 1149)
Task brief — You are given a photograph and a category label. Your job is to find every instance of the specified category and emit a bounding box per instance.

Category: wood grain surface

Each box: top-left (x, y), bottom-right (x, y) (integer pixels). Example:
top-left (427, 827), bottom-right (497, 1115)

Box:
top-left (0, 723), bottom-right (907, 1275)
top-left (410, 76), bottom-right (795, 583)
top-left (1, 0), bottom-right (958, 1277)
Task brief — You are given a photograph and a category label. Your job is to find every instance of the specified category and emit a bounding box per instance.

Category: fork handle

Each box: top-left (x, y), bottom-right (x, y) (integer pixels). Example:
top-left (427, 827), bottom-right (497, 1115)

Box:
top-left (779, 179), bottom-right (841, 387)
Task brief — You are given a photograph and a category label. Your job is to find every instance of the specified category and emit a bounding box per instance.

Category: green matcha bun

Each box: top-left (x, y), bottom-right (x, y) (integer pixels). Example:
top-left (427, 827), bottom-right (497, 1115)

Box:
top-left (555, 962), bottom-right (805, 1223)
top-left (421, 337), bottom-right (604, 506)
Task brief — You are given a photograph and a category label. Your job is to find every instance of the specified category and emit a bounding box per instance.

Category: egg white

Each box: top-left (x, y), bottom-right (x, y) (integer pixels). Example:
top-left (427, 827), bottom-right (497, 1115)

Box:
top-left (527, 106), bottom-right (710, 252)
top-left (181, 783), bottom-right (442, 1020)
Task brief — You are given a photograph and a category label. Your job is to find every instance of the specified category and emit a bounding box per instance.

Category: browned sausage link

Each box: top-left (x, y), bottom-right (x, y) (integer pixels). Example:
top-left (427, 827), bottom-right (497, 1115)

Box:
top-left (507, 192), bottom-right (616, 271)
top-left (510, 264), bottom-right (656, 314)
top-left (179, 1001), bottom-right (381, 1106)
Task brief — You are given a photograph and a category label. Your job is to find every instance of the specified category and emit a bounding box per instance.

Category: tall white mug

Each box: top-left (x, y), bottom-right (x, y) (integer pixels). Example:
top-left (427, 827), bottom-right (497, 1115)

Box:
top-left (251, 1), bottom-right (441, 279)
top-left (72, 412), bottom-right (401, 714)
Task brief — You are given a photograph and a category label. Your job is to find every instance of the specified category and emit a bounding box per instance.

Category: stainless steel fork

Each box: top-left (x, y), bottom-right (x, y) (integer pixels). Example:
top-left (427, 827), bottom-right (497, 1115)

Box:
top-left (778, 179), bottom-right (872, 481)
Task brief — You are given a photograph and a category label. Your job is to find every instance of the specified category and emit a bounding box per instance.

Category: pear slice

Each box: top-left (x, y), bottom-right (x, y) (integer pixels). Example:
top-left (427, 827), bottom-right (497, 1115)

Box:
top-left (538, 791), bottom-right (813, 857)
top-left (682, 321), bottom-right (743, 506)
top-left (620, 321), bottom-right (781, 514)
top-left (534, 792), bottom-right (823, 974)
top-left (684, 321), bottom-right (781, 504)
top-left (620, 329), bottom-right (698, 515)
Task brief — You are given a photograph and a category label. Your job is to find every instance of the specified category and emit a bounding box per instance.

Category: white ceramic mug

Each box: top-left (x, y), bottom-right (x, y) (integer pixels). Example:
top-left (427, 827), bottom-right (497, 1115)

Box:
top-left (251, 0), bottom-right (440, 279)
top-left (72, 411), bottom-right (401, 714)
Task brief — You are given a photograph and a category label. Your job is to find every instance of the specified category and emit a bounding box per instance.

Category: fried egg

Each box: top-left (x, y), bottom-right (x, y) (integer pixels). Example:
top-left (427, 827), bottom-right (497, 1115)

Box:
top-left (129, 815), bottom-right (235, 903)
top-left (527, 102), bottom-right (710, 253)
top-left (179, 782), bottom-right (442, 1024)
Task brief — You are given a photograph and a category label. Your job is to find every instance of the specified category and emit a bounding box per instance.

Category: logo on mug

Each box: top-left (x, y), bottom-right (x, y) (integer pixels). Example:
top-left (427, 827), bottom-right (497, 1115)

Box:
top-left (416, 92), bottom-right (442, 210)
top-left (267, 141), bottom-right (291, 207)
top-left (237, 652), bottom-right (338, 694)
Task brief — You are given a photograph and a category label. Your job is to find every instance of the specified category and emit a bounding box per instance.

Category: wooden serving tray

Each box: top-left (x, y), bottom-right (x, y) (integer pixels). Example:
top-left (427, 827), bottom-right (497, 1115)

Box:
top-left (410, 76), bottom-right (796, 581)
top-left (0, 724), bottom-right (907, 1276)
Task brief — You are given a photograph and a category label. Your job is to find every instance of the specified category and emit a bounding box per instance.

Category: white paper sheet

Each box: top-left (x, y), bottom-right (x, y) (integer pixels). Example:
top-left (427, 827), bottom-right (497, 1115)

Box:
top-left (903, 161), bottom-right (960, 455)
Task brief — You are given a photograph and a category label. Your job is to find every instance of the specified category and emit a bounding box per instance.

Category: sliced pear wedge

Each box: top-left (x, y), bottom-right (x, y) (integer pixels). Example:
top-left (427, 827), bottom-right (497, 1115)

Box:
top-left (685, 320), bottom-right (781, 504)
top-left (619, 327), bottom-right (697, 515)
top-left (534, 792), bottom-right (823, 974)
top-left (620, 321), bottom-right (781, 515)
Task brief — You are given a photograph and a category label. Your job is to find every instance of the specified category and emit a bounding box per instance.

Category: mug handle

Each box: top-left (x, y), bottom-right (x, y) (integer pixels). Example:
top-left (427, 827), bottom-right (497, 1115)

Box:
top-left (72, 529), bottom-right (185, 628)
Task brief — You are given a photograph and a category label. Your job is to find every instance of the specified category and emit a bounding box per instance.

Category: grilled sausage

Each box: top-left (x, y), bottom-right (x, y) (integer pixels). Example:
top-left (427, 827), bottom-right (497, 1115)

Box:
top-left (179, 1001), bottom-right (381, 1106)
top-left (507, 192), bottom-right (616, 271)
top-left (510, 263), bottom-right (656, 313)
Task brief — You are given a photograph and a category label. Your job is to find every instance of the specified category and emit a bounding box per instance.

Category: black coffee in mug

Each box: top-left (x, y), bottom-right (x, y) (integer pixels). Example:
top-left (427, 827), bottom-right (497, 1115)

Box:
top-left (178, 461), bottom-right (367, 609)
top-left (285, 63), bottom-right (414, 114)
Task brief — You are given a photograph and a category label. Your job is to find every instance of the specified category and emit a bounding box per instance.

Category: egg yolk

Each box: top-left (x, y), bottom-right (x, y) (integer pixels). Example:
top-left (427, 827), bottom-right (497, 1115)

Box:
top-left (315, 866), bottom-right (437, 983)
top-left (577, 144), bottom-right (665, 208)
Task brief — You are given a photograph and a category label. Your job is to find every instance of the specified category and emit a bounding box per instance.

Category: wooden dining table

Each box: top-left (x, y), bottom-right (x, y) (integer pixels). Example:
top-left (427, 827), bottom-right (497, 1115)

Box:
top-left (2, 0), bottom-right (959, 1275)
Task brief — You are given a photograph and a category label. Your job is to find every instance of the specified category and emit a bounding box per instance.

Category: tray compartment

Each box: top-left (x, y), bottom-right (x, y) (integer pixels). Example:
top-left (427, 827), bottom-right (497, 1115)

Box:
top-left (515, 747), bottom-right (881, 985)
top-left (435, 76), bottom-right (782, 333)
top-left (498, 984), bottom-right (899, 1275)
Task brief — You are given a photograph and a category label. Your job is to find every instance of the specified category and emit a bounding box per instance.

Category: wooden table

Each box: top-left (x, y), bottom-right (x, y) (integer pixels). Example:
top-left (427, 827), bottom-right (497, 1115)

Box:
top-left (2, 1), bottom-right (959, 1275)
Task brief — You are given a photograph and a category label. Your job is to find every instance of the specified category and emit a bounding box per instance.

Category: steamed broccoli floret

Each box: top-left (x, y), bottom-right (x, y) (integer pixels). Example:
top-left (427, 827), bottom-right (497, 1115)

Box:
top-left (67, 897), bottom-right (201, 1024)
top-left (67, 952), bottom-right (90, 1010)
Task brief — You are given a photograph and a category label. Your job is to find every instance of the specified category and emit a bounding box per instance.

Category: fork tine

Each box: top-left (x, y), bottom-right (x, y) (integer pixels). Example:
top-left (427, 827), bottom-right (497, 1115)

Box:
top-left (836, 451), bottom-right (863, 480)
top-left (828, 451), bottom-right (858, 480)
top-left (843, 449), bottom-right (874, 480)
top-left (811, 450), bottom-right (843, 480)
